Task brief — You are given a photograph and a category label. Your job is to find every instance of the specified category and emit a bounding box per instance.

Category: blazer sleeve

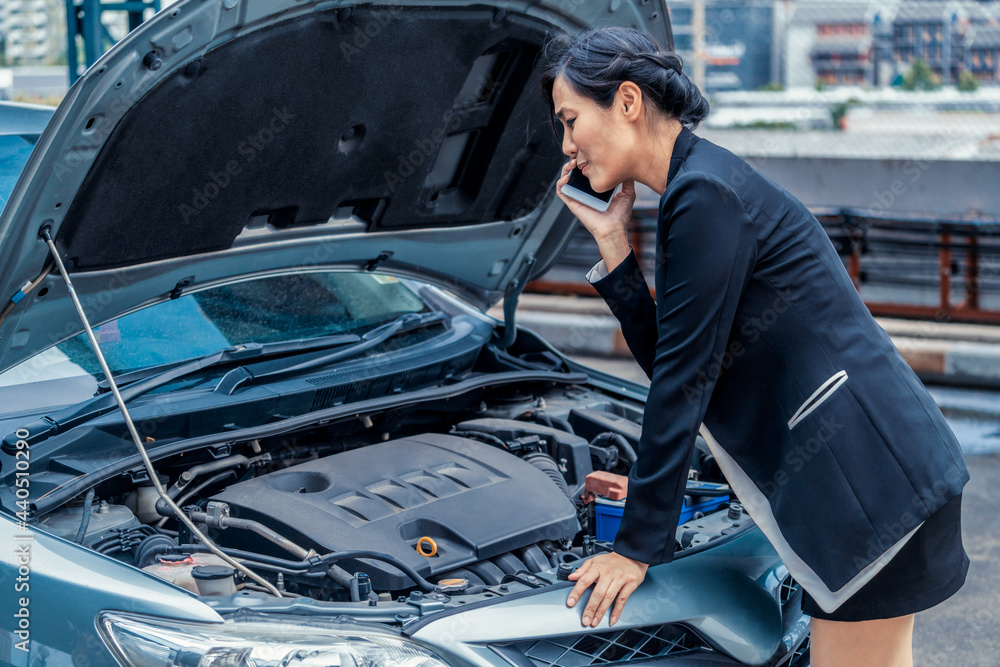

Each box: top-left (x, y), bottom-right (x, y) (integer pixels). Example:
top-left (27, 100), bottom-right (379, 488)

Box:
top-left (611, 172), bottom-right (758, 566)
top-left (589, 249), bottom-right (658, 379)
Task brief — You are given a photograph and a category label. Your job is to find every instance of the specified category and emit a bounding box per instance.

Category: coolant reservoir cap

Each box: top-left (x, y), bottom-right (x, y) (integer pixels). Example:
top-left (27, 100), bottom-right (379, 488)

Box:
top-left (434, 577), bottom-right (469, 594)
top-left (158, 554), bottom-right (193, 565)
top-left (192, 565), bottom-right (236, 580)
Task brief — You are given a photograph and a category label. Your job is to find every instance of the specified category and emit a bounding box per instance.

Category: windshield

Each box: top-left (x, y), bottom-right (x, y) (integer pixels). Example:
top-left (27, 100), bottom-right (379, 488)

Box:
top-left (0, 134), bottom-right (41, 215)
top-left (0, 271), bottom-right (428, 406)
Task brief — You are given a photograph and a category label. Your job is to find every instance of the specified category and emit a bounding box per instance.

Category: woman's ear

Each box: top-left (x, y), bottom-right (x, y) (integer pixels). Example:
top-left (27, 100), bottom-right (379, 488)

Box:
top-left (616, 81), bottom-right (644, 123)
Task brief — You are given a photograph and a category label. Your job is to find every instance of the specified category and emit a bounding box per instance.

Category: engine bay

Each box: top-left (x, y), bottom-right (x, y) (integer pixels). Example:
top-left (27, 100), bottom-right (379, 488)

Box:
top-left (18, 332), bottom-right (748, 605)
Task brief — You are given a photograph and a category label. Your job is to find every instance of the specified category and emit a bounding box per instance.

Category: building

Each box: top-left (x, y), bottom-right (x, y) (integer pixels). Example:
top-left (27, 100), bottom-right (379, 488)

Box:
top-left (1, 0), bottom-right (50, 63)
top-left (966, 25), bottom-right (1000, 81)
top-left (810, 4), bottom-right (874, 86)
top-left (783, 0), bottom-right (1000, 88)
top-left (889, 2), bottom-right (993, 84)
top-left (667, 0), bottom-right (778, 92)
top-left (784, 3), bottom-right (874, 87)
top-left (0, 0), bottom-right (65, 66)
top-left (887, 1), bottom-right (998, 85)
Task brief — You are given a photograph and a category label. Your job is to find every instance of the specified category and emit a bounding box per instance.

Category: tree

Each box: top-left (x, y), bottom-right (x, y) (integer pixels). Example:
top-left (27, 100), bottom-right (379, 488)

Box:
top-left (830, 97), bottom-right (861, 131)
top-left (958, 70), bottom-right (979, 92)
top-left (899, 58), bottom-right (941, 91)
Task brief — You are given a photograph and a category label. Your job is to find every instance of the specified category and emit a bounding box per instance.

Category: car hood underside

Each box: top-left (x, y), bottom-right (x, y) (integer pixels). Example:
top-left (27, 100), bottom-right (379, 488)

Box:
top-left (0, 0), bottom-right (672, 372)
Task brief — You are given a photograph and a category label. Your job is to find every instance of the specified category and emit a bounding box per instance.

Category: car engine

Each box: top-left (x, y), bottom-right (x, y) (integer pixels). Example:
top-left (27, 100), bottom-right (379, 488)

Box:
top-left (24, 371), bottom-right (744, 603)
top-left (210, 432), bottom-right (580, 590)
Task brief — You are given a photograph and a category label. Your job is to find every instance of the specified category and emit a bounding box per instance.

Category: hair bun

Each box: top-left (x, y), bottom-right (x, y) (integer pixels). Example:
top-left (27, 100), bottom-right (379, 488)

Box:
top-left (540, 26), bottom-right (709, 129)
top-left (637, 51), bottom-right (683, 75)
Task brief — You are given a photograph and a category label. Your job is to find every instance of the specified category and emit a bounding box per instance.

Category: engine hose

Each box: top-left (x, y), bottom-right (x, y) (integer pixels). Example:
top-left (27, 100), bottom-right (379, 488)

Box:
top-left (74, 489), bottom-right (95, 544)
top-left (517, 411), bottom-right (576, 435)
top-left (156, 470), bottom-right (236, 527)
top-left (155, 457), bottom-right (248, 517)
top-left (590, 432), bottom-right (638, 466)
top-left (168, 544), bottom-right (312, 577)
top-left (325, 564), bottom-right (359, 598)
top-left (548, 416), bottom-right (575, 435)
top-left (450, 429), bottom-right (509, 450)
top-left (135, 534), bottom-right (176, 568)
top-left (523, 452), bottom-right (574, 504)
top-left (170, 545), bottom-right (436, 592)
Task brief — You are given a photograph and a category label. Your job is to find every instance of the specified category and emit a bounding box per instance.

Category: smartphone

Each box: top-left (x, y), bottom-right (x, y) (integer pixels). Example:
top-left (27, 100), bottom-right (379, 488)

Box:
top-left (560, 167), bottom-right (622, 212)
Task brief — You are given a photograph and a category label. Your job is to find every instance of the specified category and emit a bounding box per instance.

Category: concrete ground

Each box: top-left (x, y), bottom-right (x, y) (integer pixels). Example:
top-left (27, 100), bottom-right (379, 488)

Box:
top-left (569, 354), bottom-right (1000, 666)
top-left (913, 453), bottom-right (1000, 667)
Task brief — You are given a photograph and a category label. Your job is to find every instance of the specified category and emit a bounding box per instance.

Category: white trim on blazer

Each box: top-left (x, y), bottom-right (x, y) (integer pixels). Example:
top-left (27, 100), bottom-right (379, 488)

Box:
top-left (787, 370), bottom-right (849, 430)
top-left (698, 423), bottom-right (924, 612)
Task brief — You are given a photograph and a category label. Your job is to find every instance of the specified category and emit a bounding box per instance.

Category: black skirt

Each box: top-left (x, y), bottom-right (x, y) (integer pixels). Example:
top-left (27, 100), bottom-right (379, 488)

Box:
top-left (801, 492), bottom-right (969, 622)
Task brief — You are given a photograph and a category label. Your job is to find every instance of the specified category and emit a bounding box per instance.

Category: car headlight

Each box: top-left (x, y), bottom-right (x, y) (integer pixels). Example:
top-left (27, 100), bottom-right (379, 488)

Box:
top-left (98, 611), bottom-right (450, 667)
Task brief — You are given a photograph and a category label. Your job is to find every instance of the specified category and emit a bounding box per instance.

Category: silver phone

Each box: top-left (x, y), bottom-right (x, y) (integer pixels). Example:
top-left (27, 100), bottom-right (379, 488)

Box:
top-left (560, 167), bottom-right (622, 212)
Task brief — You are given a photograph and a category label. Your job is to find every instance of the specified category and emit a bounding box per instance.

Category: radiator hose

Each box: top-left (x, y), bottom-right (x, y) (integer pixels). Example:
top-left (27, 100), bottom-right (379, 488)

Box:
top-left (523, 452), bottom-right (574, 504)
top-left (590, 432), bottom-right (638, 466)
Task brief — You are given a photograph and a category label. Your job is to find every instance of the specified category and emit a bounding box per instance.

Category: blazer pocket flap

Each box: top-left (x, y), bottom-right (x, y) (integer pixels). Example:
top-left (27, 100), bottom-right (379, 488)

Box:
top-left (788, 370), bottom-right (849, 430)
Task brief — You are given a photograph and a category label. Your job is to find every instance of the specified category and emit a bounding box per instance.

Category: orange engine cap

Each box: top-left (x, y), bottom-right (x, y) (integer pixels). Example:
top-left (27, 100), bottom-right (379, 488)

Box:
top-left (416, 536), bottom-right (438, 557)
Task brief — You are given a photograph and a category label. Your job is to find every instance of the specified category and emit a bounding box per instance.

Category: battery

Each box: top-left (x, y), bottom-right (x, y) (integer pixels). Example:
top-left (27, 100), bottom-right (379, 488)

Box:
top-left (593, 490), bottom-right (730, 543)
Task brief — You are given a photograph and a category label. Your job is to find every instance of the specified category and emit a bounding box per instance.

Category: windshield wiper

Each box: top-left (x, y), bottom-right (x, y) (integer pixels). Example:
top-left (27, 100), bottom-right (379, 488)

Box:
top-left (2, 332), bottom-right (361, 452)
top-left (213, 310), bottom-right (449, 394)
top-left (95, 332), bottom-right (372, 392)
top-left (3, 312), bottom-right (448, 452)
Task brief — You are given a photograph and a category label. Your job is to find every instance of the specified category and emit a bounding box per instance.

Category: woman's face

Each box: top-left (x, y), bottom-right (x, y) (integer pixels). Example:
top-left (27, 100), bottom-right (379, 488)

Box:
top-left (551, 75), bottom-right (635, 193)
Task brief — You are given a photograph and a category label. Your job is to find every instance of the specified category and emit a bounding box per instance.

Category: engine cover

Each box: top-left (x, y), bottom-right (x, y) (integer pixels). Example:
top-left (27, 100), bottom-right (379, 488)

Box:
top-left (211, 433), bottom-right (579, 589)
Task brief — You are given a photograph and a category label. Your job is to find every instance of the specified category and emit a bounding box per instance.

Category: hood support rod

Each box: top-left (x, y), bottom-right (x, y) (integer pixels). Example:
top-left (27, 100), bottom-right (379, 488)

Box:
top-left (494, 255), bottom-right (537, 349)
top-left (40, 226), bottom-right (282, 597)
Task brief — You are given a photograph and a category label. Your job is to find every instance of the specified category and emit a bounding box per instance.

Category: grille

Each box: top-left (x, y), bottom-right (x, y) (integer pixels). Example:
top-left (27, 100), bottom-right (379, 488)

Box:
top-left (789, 635), bottom-right (810, 666)
top-left (505, 624), bottom-right (705, 667)
top-left (779, 574), bottom-right (801, 606)
top-left (308, 366), bottom-right (440, 411)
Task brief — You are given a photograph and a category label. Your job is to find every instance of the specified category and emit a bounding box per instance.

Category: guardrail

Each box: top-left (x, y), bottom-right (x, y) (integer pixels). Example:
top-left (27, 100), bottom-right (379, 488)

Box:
top-left (527, 206), bottom-right (1000, 324)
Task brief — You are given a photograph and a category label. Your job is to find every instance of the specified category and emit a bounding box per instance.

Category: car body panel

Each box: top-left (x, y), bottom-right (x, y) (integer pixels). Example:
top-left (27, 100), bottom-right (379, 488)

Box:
top-left (0, 102), bottom-right (53, 217)
top-left (0, 515), bottom-right (221, 664)
top-left (1, 508), bottom-right (785, 667)
top-left (408, 528), bottom-right (784, 666)
top-left (0, 101), bottom-right (52, 137)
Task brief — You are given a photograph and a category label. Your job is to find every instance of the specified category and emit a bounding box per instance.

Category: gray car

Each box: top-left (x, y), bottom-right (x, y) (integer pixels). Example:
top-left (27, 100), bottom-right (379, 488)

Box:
top-left (0, 1), bottom-right (810, 666)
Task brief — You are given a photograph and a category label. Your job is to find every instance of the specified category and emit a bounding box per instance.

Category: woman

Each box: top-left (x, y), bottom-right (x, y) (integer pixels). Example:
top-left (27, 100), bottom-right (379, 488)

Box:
top-left (540, 27), bottom-right (969, 667)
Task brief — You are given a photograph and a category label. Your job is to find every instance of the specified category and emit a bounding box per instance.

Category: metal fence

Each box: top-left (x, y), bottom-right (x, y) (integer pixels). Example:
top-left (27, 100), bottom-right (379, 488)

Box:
top-left (528, 206), bottom-right (1000, 324)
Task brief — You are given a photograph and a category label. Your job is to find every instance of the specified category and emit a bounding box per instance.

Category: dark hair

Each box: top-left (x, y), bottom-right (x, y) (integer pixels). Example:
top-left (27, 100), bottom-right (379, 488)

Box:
top-left (539, 26), bottom-right (709, 131)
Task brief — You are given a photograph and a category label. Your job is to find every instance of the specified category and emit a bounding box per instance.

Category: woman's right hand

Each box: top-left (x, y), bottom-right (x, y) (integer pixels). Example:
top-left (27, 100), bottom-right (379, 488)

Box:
top-left (566, 551), bottom-right (648, 627)
top-left (556, 158), bottom-right (636, 270)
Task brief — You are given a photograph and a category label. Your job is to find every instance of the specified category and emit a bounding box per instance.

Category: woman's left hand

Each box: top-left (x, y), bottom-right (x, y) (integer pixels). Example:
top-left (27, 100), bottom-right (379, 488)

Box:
top-left (566, 551), bottom-right (649, 627)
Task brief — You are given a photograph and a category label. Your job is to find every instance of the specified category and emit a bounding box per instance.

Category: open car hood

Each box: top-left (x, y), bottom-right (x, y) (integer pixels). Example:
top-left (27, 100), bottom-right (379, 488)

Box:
top-left (0, 0), bottom-right (671, 372)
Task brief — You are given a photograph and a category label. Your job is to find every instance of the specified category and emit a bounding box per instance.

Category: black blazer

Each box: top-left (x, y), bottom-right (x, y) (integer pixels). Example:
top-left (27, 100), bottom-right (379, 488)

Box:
top-left (590, 126), bottom-right (969, 612)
